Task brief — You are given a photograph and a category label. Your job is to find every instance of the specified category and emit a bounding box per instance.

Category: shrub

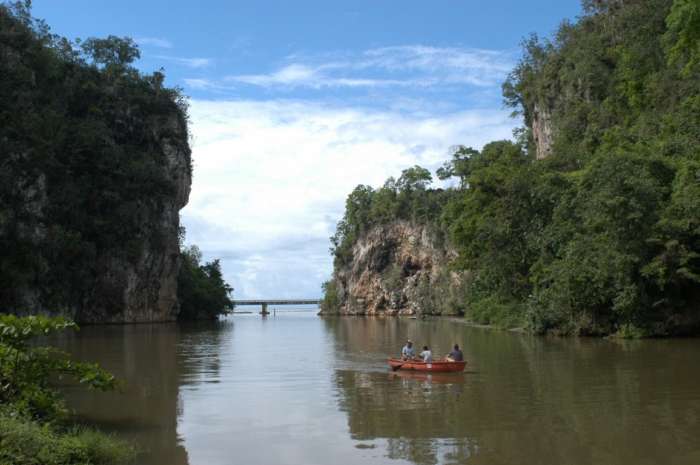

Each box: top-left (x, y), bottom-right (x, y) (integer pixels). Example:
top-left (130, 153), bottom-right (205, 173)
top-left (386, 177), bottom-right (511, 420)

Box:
top-left (0, 315), bottom-right (133, 464)
top-left (0, 315), bottom-right (118, 420)
top-left (0, 411), bottom-right (136, 465)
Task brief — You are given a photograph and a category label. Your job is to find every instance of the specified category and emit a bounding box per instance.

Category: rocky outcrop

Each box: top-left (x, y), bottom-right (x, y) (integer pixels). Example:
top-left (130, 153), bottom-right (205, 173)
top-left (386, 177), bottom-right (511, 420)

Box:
top-left (321, 222), bottom-right (467, 316)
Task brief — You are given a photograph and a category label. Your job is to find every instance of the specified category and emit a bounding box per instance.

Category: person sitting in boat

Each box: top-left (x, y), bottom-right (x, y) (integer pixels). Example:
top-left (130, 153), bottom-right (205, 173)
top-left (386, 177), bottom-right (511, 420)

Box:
top-left (445, 344), bottom-right (463, 362)
top-left (420, 345), bottom-right (432, 363)
top-left (401, 340), bottom-right (416, 360)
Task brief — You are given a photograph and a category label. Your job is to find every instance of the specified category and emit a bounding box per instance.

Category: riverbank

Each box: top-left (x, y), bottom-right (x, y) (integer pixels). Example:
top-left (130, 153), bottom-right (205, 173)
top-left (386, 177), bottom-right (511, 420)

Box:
top-left (0, 411), bottom-right (135, 465)
top-left (318, 312), bottom-right (700, 339)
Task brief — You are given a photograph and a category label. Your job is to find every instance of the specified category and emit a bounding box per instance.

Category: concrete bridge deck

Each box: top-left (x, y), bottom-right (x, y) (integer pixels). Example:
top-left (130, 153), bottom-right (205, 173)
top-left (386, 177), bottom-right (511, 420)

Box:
top-left (232, 299), bottom-right (321, 314)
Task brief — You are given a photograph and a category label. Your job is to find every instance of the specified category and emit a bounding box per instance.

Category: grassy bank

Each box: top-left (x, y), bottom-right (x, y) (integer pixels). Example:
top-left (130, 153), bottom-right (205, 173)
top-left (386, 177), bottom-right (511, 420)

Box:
top-left (0, 411), bottom-right (135, 465)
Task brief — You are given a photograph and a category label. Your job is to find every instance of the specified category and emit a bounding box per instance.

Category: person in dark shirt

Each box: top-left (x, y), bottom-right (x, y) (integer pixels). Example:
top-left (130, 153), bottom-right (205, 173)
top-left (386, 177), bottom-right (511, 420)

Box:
top-left (446, 344), bottom-right (463, 362)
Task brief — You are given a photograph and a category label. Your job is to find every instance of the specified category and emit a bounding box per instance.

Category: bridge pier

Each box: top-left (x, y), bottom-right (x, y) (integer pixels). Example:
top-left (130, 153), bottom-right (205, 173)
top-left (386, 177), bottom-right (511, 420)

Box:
top-left (261, 303), bottom-right (269, 315)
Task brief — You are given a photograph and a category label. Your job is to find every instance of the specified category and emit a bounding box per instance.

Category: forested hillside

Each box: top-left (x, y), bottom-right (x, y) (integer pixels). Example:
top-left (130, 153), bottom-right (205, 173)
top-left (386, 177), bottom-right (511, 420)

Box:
top-left (322, 0), bottom-right (700, 336)
top-left (0, 3), bottom-right (232, 322)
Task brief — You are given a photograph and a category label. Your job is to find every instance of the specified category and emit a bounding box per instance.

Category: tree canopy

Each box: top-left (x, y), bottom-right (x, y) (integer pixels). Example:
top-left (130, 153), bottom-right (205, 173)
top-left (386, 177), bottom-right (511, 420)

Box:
top-left (177, 245), bottom-right (234, 320)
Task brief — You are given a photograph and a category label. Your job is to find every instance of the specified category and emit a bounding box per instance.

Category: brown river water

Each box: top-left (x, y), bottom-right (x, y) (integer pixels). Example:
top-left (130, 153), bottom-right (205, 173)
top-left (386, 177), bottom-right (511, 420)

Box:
top-left (55, 310), bottom-right (700, 465)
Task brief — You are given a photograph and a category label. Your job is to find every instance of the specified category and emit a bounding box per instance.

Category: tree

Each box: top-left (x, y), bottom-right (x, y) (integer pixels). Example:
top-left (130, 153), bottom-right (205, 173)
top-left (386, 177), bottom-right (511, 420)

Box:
top-left (177, 245), bottom-right (234, 320)
top-left (436, 146), bottom-right (479, 188)
top-left (396, 165), bottom-right (432, 191)
top-left (80, 35), bottom-right (140, 68)
top-left (344, 185), bottom-right (375, 235)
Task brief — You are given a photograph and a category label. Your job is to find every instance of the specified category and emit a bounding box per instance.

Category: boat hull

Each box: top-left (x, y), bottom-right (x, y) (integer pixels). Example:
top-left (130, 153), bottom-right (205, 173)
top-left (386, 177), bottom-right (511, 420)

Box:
top-left (388, 358), bottom-right (466, 372)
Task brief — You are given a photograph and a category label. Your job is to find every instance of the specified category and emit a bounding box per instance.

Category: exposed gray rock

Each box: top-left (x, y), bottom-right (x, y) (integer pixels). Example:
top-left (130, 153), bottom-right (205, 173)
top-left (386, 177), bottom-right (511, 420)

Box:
top-left (532, 102), bottom-right (553, 160)
top-left (323, 221), bottom-right (467, 316)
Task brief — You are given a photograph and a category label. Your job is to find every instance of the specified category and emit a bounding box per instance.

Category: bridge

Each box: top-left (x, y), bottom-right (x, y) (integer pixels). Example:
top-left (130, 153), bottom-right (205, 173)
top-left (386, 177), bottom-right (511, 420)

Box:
top-left (232, 299), bottom-right (321, 315)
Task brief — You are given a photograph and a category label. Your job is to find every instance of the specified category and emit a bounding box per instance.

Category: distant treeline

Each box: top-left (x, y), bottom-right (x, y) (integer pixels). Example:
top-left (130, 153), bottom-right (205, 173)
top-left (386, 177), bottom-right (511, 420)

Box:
top-left (326, 0), bottom-right (700, 336)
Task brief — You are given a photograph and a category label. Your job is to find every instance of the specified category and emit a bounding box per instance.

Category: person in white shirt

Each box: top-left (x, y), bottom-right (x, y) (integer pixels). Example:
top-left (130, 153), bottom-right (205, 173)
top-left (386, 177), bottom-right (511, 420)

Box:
top-left (401, 340), bottom-right (416, 360)
top-left (419, 345), bottom-right (432, 363)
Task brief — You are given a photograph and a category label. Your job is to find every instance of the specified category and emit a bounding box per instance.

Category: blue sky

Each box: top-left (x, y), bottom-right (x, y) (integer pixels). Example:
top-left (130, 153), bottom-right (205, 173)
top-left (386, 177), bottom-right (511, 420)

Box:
top-left (33, 1), bottom-right (582, 299)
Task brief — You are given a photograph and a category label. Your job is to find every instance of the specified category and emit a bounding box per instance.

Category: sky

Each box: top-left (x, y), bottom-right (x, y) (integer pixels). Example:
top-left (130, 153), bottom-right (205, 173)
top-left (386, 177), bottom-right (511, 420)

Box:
top-left (33, 1), bottom-right (583, 299)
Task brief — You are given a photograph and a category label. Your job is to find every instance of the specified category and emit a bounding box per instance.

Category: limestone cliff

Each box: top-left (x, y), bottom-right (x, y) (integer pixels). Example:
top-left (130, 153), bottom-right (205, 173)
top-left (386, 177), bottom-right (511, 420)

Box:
top-left (3, 112), bottom-right (191, 323)
top-left (0, 6), bottom-right (192, 323)
top-left (80, 115), bottom-right (191, 323)
top-left (321, 222), bottom-right (467, 316)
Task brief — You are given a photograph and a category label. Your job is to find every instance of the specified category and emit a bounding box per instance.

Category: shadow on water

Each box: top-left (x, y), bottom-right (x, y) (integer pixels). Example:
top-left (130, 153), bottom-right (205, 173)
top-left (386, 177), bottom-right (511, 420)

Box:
top-left (56, 319), bottom-right (233, 465)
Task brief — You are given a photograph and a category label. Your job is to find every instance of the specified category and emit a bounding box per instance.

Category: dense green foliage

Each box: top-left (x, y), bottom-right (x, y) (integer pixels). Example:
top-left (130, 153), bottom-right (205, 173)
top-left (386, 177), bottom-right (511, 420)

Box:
top-left (330, 166), bottom-right (451, 268)
top-left (177, 245), bottom-right (234, 320)
top-left (0, 2), bottom-right (190, 314)
top-left (0, 315), bottom-right (134, 464)
top-left (326, 0), bottom-right (700, 336)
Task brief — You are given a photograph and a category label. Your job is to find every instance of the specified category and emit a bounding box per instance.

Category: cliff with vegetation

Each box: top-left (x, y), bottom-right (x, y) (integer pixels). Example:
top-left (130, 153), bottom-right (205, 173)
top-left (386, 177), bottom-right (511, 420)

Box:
top-left (0, 4), bottom-right (193, 323)
top-left (320, 167), bottom-right (467, 317)
top-left (325, 221), bottom-right (467, 316)
top-left (322, 0), bottom-right (700, 336)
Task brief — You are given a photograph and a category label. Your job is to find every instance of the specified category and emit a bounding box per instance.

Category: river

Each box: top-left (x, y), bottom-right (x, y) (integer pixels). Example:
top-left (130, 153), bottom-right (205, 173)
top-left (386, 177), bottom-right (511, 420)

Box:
top-left (57, 310), bottom-right (700, 465)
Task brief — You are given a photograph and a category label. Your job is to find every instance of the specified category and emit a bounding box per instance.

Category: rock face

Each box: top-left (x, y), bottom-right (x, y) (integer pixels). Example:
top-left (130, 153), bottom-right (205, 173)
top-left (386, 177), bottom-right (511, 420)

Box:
top-left (322, 222), bottom-right (466, 316)
top-left (81, 116), bottom-right (191, 323)
top-left (532, 103), bottom-right (554, 160)
top-left (0, 6), bottom-right (192, 323)
top-left (7, 114), bottom-right (192, 324)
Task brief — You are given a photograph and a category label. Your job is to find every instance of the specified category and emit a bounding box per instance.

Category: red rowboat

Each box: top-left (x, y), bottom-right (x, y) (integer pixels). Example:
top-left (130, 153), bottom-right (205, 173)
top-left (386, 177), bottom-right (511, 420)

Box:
top-left (387, 358), bottom-right (466, 373)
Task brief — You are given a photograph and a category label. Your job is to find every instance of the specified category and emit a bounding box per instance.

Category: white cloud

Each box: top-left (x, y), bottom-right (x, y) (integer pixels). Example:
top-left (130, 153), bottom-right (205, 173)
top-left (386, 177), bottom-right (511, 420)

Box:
top-left (135, 37), bottom-right (173, 48)
top-left (180, 99), bottom-right (517, 299)
top-left (364, 45), bottom-right (514, 86)
top-left (232, 64), bottom-right (317, 86)
top-left (230, 64), bottom-right (408, 89)
top-left (224, 45), bottom-right (513, 89)
top-left (183, 78), bottom-right (221, 90)
top-left (155, 55), bottom-right (212, 68)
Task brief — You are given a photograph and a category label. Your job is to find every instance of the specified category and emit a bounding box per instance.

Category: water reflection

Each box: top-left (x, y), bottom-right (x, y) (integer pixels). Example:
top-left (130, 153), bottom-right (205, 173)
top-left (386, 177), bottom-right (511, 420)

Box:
top-left (323, 316), bottom-right (700, 465)
top-left (53, 313), bottom-right (700, 465)
top-left (58, 320), bottom-right (232, 465)
top-left (326, 316), bottom-right (476, 465)
top-left (334, 369), bottom-right (473, 465)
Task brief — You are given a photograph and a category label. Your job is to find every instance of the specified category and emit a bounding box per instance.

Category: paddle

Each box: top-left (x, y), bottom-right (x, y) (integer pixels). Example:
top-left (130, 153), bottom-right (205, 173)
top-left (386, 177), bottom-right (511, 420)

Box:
top-left (392, 356), bottom-right (416, 371)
